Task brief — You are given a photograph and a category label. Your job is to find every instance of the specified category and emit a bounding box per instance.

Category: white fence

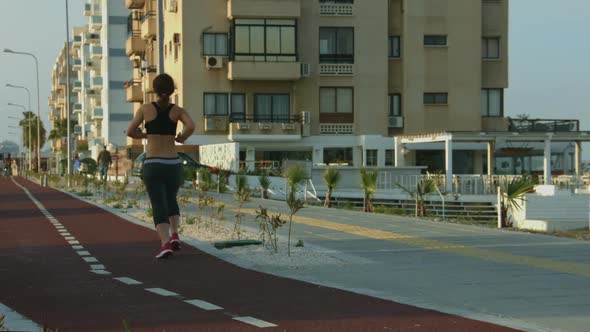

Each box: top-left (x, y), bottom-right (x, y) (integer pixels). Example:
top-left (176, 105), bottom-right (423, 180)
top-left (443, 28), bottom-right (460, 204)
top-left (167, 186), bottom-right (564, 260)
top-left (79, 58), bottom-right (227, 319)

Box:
top-left (510, 194), bottom-right (590, 232)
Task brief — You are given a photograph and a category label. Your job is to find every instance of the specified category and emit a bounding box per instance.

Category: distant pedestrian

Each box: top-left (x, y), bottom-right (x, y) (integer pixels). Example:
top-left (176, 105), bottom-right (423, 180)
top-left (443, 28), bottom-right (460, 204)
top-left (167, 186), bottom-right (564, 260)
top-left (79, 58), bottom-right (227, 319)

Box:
top-left (97, 146), bottom-right (112, 181)
top-left (11, 160), bottom-right (18, 176)
top-left (73, 154), bottom-right (81, 174)
top-left (126, 73), bottom-right (195, 259)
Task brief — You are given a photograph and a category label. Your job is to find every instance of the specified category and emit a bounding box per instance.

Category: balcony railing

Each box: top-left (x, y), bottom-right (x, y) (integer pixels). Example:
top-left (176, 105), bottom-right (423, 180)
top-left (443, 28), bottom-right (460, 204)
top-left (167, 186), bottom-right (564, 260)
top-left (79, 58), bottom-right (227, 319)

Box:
top-left (141, 12), bottom-right (157, 40)
top-left (126, 35), bottom-right (144, 57)
top-left (91, 108), bottom-right (103, 120)
top-left (228, 116), bottom-right (302, 141)
top-left (228, 61), bottom-right (301, 81)
top-left (319, 63), bottom-right (354, 76)
top-left (227, 0), bottom-right (301, 19)
top-left (90, 45), bottom-right (103, 59)
top-left (90, 15), bottom-right (102, 30)
top-left (84, 32), bottom-right (100, 44)
top-left (73, 104), bottom-right (83, 114)
top-left (91, 76), bottom-right (103, 88)
top-left (508, 118), bottom-right (580, 133)
top-left (319, 3), bottom-right (353, 16)
top-left (229, 115), bottom-right (301, 123)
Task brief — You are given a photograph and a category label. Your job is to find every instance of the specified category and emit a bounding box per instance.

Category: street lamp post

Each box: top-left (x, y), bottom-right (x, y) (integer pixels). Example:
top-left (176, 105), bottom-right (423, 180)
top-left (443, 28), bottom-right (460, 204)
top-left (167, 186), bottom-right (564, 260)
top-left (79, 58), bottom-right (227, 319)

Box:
top-left (7, 103), bottom-right (32, 171)
top-left (4, 49), bottom-right (42, 172)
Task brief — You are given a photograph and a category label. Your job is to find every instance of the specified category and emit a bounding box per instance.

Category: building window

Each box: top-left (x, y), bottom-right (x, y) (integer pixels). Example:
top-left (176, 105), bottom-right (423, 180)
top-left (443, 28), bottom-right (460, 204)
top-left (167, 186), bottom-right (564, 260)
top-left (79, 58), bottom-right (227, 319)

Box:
top-left (481, 89), bottom-right (503, 117)
top-left (424, 93), bottom-right (448, 105)
top-left (204, 93), bottom-right (228, 116)
top-left (320, 87), bottom-right (353, 113)
top-left (254, 94), bottom-right (290, 122)
top-left (385, 149), bottom-right (394, 166)
top-left (366, 149), bottom-right (378, 167)
top-left (319, 27), bottom-right (354, 63)
top-left (203, 33), bottom-right (229, 56)
top-left (233, 19), bottom-right (297, 62)
top-left (230, 94), bottom-right (246, 121)
top-left (482, 37), bottom-right (500, 59)
top-left (388, 36), bottom-right (401, 58)
top-left (424, 35), bottom-right (447, 47)
top-left (324, 147), bottom-right (353, 166)
top-left (319, 0), bottom-right (353, 3)
top-left (388, 94), bottom-right (401, 116)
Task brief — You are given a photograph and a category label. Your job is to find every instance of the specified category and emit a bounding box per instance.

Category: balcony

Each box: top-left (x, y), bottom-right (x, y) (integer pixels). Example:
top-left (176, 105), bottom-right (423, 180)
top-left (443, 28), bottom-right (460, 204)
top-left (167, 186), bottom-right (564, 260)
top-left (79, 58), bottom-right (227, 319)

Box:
top-left (84, 32), bottom-right (100, 44)
top-left (227, 0), bottom-right (301, 19)
top-left (83, 3), bottom-right (91, 16)
top-left (91, 76), bottom-right (103, 88)
top-left (73, 103), bottom-right (83, 114)
top-left (228, 117), bottom-right (302, 142)
top-left (228, 62), bottom-right (301, 81)
top-left (126, 35), bottom-right (145, 57)
top-left (72, 59), bottom-right (82, 70)
top-left (320, 2), bottom-right (354, 16)
top-left (72, 80), bottom-right (82, 92)
top-left (50, 109), bottom-right (61, 120)
top-left (319, 63), bottom-right (354, 76)
top-left (90, 45), bottom-right (103, 59)
top-left (125, 0), bottom-right (145, 9)
top-left (91, 108), bottom-right (103, 120)
top-left (72, 35), bottom-right (82, 48)
top-left (74, 125), bottom-right (82, 135)
top-left (125, 81), bottom-right (143, 103)
top-left (144, 70), bottom-right (157, 93)
top-left (90, 15), bottom-right (102, 31)
top-left (203, 116), bottom-right (229, 132)
top-left (141, 14), bottom-right (157, 40)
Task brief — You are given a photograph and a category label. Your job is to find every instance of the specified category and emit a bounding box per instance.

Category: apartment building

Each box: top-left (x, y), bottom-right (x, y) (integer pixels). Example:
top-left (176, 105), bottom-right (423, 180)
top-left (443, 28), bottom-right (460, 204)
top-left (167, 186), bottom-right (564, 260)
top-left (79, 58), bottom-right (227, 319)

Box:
top-left (48, 43), bottom-right (76, 169)
top-left (122, 0), bottom-right (512, 173)
top-left (80, 0), bottom-right (133, 159)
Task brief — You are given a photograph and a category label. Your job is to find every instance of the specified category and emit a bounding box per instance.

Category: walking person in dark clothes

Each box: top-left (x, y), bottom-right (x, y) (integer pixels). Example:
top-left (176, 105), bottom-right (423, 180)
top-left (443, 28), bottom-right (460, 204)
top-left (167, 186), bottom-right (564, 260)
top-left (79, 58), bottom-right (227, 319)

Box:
top-left (126, 74), bottom-right (195, 258)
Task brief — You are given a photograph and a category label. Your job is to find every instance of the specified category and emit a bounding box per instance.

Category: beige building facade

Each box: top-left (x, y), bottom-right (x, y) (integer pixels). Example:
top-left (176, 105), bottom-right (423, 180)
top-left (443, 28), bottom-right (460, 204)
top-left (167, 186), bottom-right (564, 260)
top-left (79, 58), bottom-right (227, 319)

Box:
top-left (124, 0), bottom-right (510, 172)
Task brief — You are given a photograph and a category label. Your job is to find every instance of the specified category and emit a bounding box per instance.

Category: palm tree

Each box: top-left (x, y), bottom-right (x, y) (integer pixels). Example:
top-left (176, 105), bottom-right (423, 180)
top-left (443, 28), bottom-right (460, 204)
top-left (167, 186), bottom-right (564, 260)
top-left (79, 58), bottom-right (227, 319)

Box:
top-left (359, 168), bottom-right (378, 212)
top-left (323, 168), bottom-right (342, 208)
top-left (47, 118), bottom-right (77, 151)
top-left (19, 111), bottom-right (47, 169)
top-left (284, 165), bottom-right (307, 256)
top-left (499, 176), bottom-right (536, 227)
top-left (398, 177), bottom-right (439, 217)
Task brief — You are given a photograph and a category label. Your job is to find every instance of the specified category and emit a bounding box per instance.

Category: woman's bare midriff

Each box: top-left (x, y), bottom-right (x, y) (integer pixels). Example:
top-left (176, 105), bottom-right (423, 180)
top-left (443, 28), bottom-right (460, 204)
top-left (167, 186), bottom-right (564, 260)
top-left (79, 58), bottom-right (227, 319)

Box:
top-left (144, 103), bottom-right (181, 159)
top-left (146, 135), bottom-right (178, 158)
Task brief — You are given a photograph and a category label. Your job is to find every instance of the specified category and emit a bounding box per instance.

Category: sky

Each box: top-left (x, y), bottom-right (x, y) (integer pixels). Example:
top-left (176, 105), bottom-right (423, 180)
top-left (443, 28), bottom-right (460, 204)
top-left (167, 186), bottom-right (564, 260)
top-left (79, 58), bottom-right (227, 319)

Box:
top-left (0, 0), bottom-right (589, 158)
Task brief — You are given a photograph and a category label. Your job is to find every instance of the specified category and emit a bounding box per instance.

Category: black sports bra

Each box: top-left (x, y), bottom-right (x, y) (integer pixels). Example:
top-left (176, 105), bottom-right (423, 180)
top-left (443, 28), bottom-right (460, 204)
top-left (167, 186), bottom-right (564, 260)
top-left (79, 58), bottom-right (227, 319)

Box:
top-left (145, 102), bottom-right (177, 136)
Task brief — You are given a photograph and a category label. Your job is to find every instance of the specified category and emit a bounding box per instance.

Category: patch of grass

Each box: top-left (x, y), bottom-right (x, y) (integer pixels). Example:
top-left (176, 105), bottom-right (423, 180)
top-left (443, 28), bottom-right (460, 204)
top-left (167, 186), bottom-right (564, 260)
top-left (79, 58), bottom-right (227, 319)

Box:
top-left (78, 190), bottom-right (93, 197)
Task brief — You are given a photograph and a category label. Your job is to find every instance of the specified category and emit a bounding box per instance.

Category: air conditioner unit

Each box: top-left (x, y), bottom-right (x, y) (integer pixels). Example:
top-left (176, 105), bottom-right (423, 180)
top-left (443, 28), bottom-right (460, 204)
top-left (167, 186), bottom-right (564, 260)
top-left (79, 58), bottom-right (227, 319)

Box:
top-left (168, 0), bottom-right (178, 12)
top-left (388, 116), bottom-right (404, 128)
top-left (282, 123), bottom-right (296, 131)
top-left (237, 122), bottom-right (250, 130)
top-left (206, 56), bottom-right (223, 69)
top-left (258, 123), bottom-right (272, 131)
top-left (301, 63), bottom-right (312, 77)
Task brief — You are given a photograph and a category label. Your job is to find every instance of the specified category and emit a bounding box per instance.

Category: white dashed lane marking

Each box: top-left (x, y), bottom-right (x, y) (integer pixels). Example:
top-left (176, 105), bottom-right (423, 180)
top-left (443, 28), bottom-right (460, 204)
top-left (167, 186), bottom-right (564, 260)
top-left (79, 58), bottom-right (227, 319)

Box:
top-left (233, 317), bottom-right (278, 328)
top-left (12, 178), bottom-right (280, 329)
top-left (114, 277), bottom-right (143, 285)
top-left (184, 299), bottom-right (223, 311)
top-left (145, 288), bottom-right (180, 297)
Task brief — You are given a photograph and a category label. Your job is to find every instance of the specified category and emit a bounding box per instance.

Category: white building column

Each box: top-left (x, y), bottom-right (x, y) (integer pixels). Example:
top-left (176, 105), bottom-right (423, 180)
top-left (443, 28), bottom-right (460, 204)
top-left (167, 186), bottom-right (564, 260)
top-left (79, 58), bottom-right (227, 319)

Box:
top-left (445, 138), bottom-right (453, 192)
top-left (543, 138), bottom-right (552, 185)
top-left (313, 146), bottom-right (324, 166)
top-left (487, 141), bottom-right (495, 178)
top-left (245, 147), bottom-right (255, 172)
top-left (575, 141), bottom-right (582, 178)
top-left (394, 137), bottom-right (405, 167)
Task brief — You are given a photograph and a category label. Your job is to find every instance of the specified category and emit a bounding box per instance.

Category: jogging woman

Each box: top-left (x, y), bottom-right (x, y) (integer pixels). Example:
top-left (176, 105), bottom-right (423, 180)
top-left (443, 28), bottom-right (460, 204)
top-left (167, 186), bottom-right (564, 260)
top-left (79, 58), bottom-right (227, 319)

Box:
top-left (126, 74), bottom-right (195, 259)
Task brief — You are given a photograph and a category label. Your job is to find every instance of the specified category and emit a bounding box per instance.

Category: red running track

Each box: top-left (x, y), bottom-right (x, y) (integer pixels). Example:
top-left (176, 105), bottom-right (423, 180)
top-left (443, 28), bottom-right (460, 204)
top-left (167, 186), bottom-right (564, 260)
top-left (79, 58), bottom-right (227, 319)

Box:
top-left (0, 177), bottom-right (521, 332)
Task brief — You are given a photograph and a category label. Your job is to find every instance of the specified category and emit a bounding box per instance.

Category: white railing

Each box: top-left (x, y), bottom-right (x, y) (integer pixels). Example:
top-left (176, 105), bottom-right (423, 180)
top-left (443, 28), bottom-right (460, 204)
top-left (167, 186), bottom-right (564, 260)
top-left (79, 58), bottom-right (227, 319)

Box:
top-left (319, 63), bottom-right (354, 76)
top-left (319, 123), bottom-right (354, 135)
top-left (319, 3), bottom-right (353, 16)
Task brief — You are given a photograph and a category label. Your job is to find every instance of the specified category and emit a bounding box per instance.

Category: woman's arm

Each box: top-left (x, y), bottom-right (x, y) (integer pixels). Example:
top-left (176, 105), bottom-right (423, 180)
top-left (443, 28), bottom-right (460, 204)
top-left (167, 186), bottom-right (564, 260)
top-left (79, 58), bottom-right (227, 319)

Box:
top-left (175, 108), bottom-right (195, 144)
top-left (126, 106), bottom-right (147, 139)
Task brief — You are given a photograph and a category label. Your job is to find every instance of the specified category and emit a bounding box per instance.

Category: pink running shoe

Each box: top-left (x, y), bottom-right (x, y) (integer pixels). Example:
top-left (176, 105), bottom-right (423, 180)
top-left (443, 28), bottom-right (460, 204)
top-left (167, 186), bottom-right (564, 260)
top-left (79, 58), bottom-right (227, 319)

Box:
top-left (155, 242), bottom-right (173, 259)
top-left (170, 233), bottom-right (181, 251)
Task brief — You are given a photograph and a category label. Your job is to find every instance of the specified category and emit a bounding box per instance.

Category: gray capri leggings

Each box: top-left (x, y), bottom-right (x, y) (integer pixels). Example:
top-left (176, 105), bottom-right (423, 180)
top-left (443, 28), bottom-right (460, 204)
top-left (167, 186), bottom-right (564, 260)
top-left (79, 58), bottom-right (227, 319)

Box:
top-left (142, 162), bottom-right (183, 225)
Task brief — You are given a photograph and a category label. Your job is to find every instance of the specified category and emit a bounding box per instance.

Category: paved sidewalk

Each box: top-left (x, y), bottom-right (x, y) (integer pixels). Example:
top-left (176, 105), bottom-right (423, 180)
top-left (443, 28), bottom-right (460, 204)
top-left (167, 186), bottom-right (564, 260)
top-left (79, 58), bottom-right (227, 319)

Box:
top-left (208, 193), bottom-right (590, 332)
top-left (0, 177), bottom-right (519, 331)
